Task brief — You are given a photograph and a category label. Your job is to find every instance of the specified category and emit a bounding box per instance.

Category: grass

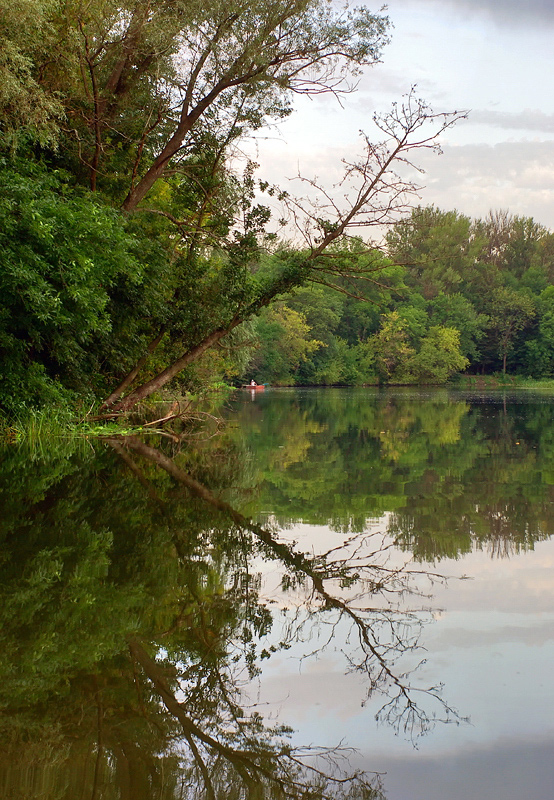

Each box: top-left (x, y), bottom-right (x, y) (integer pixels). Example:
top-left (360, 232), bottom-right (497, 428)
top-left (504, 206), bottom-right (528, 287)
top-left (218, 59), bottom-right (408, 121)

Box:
top-left (1, 405), bottom-right (150, 447)
top-left (453, 374), bottom-right (554, 390)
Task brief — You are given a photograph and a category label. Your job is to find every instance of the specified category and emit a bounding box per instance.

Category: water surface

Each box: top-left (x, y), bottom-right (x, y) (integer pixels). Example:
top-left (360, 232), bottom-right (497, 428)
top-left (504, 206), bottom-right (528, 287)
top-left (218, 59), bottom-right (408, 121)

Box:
top-left (1, 387), bottom-right (553, 798)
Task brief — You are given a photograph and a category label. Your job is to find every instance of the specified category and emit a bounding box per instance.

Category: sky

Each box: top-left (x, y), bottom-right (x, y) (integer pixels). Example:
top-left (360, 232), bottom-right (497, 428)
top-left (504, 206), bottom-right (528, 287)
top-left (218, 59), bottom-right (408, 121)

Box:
top-left (252, 0), bottom-right (554, 235)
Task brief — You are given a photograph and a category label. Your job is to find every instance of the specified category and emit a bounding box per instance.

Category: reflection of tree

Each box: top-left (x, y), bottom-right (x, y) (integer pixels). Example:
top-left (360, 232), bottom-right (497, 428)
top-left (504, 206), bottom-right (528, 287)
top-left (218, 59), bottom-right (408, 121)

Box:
top-left (116, 436), bottom-right (463, 739)
top-left (0, 438), bottom-right (392, 799)
top-left (389, 395), bottom-right (554, 561)
top-left (225, 389), bottom-right (554, 560)
top-left (0, 428), bottom-right (466, 799)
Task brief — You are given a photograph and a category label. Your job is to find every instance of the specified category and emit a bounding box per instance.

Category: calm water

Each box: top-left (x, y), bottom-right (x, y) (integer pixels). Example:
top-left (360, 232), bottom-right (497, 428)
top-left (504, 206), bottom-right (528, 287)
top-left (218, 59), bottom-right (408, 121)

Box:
top-left (1, 387), bottom-right (554, 799)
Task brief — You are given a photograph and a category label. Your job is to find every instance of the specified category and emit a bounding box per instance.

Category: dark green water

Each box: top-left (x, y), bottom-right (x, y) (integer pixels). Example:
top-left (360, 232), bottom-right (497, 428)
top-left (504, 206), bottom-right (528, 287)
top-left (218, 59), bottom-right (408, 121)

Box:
top-left (2, 388), bottom-right (554, 799)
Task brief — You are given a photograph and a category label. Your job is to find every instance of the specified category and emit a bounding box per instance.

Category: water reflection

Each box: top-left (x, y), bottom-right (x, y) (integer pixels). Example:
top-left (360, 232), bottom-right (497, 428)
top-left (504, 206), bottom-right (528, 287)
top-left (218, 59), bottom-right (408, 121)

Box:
top-left (226, 388), bottom-right (554, 559)
top-left (1, 388), bottom-right (553, 798)
top-left (0, 445), bottom-right (445, 796)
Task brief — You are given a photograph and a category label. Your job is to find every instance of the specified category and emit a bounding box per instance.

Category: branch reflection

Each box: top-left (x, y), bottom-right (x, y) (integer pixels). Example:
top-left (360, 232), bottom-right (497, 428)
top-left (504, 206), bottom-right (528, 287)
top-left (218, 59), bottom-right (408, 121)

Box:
top-left (0, 426), bottom-right (467, 800)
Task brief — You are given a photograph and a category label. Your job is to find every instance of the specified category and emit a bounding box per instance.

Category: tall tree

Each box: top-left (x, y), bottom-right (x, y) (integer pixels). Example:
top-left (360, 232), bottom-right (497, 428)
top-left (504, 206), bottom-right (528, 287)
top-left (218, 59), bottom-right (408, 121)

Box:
top-left (488, 287), bottom-right (536, 374)
top-left (101, 95), bottom-right (463, 412)
top-left (32, 0), bottom-right (390, 201)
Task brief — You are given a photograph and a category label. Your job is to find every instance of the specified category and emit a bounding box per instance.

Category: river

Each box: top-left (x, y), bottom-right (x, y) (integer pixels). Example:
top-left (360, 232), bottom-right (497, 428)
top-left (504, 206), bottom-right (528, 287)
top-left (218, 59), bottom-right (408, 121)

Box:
top-left (1, 387), bottom-right (553, 799)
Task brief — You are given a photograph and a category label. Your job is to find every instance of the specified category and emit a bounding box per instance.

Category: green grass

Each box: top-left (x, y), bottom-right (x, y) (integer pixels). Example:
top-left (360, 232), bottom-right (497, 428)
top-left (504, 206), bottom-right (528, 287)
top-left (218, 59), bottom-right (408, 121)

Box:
top-left (454, 374), bottom-right (554, 390)
top-left (1, 405), bottom-right (150, 446)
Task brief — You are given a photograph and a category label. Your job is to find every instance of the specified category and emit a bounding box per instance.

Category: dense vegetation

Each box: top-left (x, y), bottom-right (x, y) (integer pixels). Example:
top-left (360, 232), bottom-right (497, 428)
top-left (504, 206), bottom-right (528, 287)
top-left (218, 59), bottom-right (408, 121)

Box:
top-left (250, 208), bottom-right (554, 385)
top-left (0, 0), bottom-right (552, 419)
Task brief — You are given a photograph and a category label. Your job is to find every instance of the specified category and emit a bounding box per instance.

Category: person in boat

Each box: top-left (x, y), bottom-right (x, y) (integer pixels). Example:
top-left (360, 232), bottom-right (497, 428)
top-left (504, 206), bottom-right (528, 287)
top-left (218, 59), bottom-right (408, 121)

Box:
top-left (250, 379), bottom-right (257, 386)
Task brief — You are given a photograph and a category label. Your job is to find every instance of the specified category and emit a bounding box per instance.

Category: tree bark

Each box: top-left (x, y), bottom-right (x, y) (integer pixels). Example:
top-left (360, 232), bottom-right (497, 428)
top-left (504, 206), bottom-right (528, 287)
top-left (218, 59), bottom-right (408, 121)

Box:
top-left (100, 330), bottom-right (166, 410)
top-left (109, 323), bottom-right (241, 412)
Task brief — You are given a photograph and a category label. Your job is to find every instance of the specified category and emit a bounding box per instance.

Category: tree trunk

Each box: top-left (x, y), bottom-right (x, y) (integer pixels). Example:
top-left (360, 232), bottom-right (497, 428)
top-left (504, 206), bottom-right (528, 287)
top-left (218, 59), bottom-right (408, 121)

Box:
top-left (121, 74), bottom-right (254, 212)
top-left (109, 323), bottom-right (240, 412)
top-left (100, 330), bottom-right (166, 410)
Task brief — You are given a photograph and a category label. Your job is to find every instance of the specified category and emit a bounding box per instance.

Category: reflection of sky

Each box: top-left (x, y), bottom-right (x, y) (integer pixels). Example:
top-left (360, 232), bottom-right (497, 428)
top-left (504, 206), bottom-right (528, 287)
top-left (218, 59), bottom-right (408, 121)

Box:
top-left (253, 530), bottom-right (554, 800)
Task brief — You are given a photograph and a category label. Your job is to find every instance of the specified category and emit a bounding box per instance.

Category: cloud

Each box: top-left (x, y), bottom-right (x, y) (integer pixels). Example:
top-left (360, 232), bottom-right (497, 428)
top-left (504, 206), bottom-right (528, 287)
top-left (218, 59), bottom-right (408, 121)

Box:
top-left (389, 0), bottom-right (554, 27)
top-left (258, 138), bottom-right (554, 232)
top-left (406, 140), bottom-right (554, 227)
top-left (470, 109), bottom-right (554, 134)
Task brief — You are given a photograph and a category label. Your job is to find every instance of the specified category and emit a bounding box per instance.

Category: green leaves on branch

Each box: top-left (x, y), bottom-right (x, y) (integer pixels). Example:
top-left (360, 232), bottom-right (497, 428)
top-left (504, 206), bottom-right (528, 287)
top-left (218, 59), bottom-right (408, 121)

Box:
top-left (0, 159), bottom-right (163, 411)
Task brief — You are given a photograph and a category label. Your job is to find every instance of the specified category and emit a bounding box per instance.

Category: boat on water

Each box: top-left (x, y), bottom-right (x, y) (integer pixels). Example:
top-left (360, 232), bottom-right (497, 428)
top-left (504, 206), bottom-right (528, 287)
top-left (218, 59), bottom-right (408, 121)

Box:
top-left (241, 383), bottom-right (267, 391)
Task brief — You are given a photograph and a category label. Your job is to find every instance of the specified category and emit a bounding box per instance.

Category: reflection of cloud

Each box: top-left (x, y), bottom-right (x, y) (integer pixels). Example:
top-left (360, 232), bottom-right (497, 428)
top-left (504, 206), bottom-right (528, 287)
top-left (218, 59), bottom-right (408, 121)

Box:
top-left (257, 654), bottom-right (368, 723)
top-left (363, 734), bottom-right (554, 800)
top-left (432, 621), bottom-right (554, 650)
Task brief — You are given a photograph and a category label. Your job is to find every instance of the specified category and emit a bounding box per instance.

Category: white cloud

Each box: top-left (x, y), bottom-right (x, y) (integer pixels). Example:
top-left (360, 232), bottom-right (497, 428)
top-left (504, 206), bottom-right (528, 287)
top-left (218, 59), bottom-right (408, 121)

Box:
top-left (253, 137), bottom-right (554, 234)
top-left (388, 0), bottom-right (554, 27)
top-left (470, 109), bottom-right (554, 134)
top-left (406, 140), bottom-right (554, 226)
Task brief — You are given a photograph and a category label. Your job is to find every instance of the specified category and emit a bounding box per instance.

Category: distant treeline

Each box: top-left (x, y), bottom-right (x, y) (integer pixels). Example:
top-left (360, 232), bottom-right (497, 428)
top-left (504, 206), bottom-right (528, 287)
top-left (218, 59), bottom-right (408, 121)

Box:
top-left (245, 207), bottom-right (554, 385)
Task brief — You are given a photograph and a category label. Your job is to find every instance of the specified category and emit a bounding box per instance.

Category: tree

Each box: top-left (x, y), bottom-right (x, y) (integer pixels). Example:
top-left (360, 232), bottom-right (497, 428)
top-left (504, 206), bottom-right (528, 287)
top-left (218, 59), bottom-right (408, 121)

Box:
top-left (101, 95), bottom-right (464, 412)
top-left (427, 292), bottom-right (488, 360)
top-left (386, 206), bottom-right (485, 300)
top-left (0, 0), bottom-right (63, 148)
top-left (0, 0), bottom-right (466, 413)
top-left (249, 303), bottom-right (323, 384)
top-left (0, 158), bottom-right (167, 412)
top-left (27, 0), bottom-right (390, 200)
top-left (524, 286), bottom-right (554, 377)
top-left (474, 209), bottom-right (548, 277)
top-left (369, 311), bottom-right (415, 383)
top-left (408, 326), bottom-right (469, 383)
top-left (488, 287), bottom-right (536, 374)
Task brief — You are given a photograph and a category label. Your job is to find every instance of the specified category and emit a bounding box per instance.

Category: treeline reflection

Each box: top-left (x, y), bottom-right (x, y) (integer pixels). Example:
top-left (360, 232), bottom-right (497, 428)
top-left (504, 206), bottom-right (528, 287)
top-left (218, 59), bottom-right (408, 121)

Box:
top-left (227, 388), bottom-right (554, 560)
top-left (0, 428), bottom-right (450, 800)
top-left (1, 388), bottom-right (552, 798)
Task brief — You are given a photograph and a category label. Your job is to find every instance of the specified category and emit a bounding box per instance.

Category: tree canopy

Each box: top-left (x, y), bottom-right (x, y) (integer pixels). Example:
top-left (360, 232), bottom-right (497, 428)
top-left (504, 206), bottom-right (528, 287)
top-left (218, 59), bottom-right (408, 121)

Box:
top-left (1, 0), bottom-right (553, 417)
top-left (0, 0), bottom-right (475, 415)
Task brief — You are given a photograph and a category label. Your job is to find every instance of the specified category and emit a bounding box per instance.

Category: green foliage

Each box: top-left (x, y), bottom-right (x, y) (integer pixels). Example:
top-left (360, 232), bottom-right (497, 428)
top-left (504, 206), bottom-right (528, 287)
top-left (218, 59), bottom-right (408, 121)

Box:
top-left (408, 326), bottom-right (469, 383)
top-left (250, 304), bottom-right (323, 384)
top-left (487, 286), bottom-right (536, 373)
top-left (0, 0), bottom-right (63, 148)
top-left (0, 0), bottom-right (552, 409)
top-left (369, 311), bottom-right (415, 383)
top-left (0, 158), bottom-right (170, 413)
top-left (386, 206), bottom-right (485, 299)
top-left (427, 292), bottom-right (489, 360)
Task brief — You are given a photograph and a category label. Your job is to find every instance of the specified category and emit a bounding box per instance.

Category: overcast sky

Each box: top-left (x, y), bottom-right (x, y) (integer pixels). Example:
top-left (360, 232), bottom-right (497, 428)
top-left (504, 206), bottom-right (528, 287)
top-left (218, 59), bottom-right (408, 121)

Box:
top-left (254, 0), bottom-right (554, 233)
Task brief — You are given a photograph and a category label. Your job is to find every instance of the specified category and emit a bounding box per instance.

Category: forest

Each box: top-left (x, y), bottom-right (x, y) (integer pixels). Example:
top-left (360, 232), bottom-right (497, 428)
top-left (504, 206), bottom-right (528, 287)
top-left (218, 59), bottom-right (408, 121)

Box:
top-left (1, 0), bottom-right (553, 420)
top-left (251, 207), bottom-right (554, 386)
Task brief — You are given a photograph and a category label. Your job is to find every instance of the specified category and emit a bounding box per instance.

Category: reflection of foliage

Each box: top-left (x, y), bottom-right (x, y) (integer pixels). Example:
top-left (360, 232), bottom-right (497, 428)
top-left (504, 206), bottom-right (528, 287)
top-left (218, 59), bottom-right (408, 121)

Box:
top-left (116, 437), bottom-right (462, 739)
top-left (0, 437), bottom-right (390, 798)
top-left (3, 387), bottom-right (553, 795)
top-left (224, 388), bottom-right (554, 560)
